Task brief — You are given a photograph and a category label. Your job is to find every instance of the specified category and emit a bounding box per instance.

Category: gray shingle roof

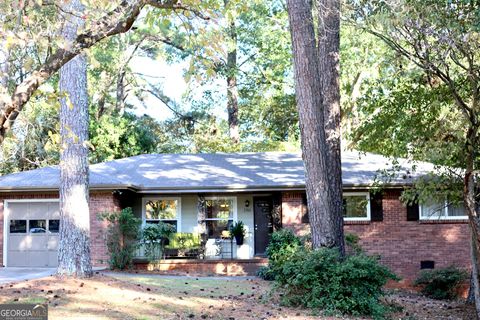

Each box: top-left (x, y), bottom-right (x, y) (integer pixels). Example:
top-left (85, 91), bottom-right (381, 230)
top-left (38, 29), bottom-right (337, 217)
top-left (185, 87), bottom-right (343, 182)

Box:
top-left (0, 151), bottom-right (436, 192)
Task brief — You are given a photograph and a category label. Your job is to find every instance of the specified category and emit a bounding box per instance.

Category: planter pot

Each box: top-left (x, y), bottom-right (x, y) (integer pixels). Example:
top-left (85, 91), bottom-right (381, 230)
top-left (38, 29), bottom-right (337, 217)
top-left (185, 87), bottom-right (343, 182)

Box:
top-left (234, 234), bottom-right (244, 246)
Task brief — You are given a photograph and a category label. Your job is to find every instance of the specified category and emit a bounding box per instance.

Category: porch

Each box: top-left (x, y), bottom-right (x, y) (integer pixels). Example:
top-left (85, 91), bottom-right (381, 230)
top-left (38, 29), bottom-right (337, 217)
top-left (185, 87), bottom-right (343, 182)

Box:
top-left (133, 258), bottom-right (269, 276)
top-left (132, 193), bottom-right (281, 261)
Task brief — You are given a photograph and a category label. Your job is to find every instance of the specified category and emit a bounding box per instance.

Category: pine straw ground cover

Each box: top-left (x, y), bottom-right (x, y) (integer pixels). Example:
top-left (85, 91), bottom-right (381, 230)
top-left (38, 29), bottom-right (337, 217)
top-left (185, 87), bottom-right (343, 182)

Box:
top-left (0, 272), bottom-right (474, 319)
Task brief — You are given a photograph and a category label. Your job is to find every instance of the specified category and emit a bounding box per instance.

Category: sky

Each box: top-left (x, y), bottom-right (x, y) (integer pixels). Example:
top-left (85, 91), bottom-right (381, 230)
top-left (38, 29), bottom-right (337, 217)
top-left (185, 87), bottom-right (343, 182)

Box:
top-left (129, 55), bottom-right (228, 123)
top-left (128, 56), bottom-right (188, 120)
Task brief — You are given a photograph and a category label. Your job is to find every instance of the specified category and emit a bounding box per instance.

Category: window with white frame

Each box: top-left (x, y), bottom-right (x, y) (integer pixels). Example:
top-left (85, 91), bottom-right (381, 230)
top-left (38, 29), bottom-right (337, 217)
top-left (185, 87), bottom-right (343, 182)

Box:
top-left (420, 201), bottom-right (467, 220)
top-left (204, 197), bottom-right (236, 238)
top-left (144, 198), bottom-right (181, 231)
top-left (343, 192), bottom-right (371, 221)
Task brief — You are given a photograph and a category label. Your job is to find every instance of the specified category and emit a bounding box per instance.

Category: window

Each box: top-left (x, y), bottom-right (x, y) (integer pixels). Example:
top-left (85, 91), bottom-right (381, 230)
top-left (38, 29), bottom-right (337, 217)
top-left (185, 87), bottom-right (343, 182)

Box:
top-left (49, 219), bottom-right (60, 233)
top-left (343, 192), bottom-right (370, 221)
top-left (204, 197), bottom-right (236, 238)
top-left (10, 220), bottom-right (26, 233)
top-left (420, 201), bottom-right (467, 220)
top-left (29, 220), bottom-right (47, 233)
top-left (144, 198), bottom-right (181, 231)
top-left (301, 192), bottom-right (371, 222)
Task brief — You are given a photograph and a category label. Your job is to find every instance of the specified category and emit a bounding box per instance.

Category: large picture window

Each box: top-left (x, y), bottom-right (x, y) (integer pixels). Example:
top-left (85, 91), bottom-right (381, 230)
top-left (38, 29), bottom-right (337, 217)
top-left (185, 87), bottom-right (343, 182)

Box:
top-left (204, 197), bottom-right (236, 238)
top-left (144, 198), bottom-right (181, 231)
top-left (420, 201), bottom-right (467, 220)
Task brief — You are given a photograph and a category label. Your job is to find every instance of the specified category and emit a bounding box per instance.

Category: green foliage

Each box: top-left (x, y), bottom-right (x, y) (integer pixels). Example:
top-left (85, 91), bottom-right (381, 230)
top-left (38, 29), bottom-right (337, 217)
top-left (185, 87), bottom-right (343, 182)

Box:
top-left (345, 233), bottom-right (363, 254)
top-left (263, 231), bottom-right (397, 317)
top-left (276, 248), bottom-right (398, 318)
top-left (256, 265), bottom-right (275, 281)
top-left (414, 266), bottom-right (468, 300)
top-left (229, 221), bottom-right (246, 238)
top-left (265, 229), bottom-right (303, 275)
top-left (100, 208), bottom-right (141, 270)
top-left (141, 223), bottom-right (176, 261)
top-left (166, 233), bottom-right (202, 250)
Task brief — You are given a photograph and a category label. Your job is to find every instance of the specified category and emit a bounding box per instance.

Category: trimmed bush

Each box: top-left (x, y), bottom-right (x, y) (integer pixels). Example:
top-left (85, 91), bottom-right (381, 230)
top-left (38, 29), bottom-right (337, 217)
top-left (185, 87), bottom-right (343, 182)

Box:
top-left (256, 266), bottom-right (275, 281)
top-left (414, 266), bottom-right (468, 300)
top-left (266, 229), bottom-right (302, 273)
top-left (345, 232), bottom-right (363, 254)
top-left (100, 208), bottom-right (141, 270)
top-left (275, 248), bottom-right (398, 317)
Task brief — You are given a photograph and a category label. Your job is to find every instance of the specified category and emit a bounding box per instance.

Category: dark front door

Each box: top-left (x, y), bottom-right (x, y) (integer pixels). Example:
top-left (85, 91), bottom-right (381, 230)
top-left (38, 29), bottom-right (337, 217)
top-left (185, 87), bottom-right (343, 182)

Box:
top-left (254, 197), bottom-right (273, 256)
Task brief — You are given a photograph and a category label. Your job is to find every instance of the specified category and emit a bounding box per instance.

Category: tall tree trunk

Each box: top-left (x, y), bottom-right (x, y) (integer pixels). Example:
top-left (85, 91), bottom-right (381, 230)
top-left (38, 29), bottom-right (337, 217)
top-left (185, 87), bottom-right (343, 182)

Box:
top-left (287, 0), bottom-right (344, 253)
top-left (465, 132), bottom-right (480, 316)
top-left (225, 0), bottom-right (239, 144)
top-left (57, 0), bottom-right (93, 277)
top-left (317, 0), bottom-right (345, 255)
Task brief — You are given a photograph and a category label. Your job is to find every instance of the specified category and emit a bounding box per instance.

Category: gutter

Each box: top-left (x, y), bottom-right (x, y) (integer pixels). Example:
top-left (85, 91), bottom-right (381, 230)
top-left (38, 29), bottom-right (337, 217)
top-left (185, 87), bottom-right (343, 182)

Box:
top-left (0, 182), bottom-right (411, 194)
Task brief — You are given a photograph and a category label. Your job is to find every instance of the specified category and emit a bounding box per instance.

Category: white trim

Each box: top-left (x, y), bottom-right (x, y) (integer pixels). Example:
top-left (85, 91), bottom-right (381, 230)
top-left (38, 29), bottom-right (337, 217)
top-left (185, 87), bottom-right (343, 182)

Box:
top-left (203, 196), bottom-right (238, 240)
top-left (204, 196), bottom-right (238, 222)
top-left (343, 192), bottom-right (371, 222)
top-left (419, 201), bottom-right (468, 220)
top-left (3, 198), bottom-right (59, 267)
top-left (141, 197), bottom-right (182, 232)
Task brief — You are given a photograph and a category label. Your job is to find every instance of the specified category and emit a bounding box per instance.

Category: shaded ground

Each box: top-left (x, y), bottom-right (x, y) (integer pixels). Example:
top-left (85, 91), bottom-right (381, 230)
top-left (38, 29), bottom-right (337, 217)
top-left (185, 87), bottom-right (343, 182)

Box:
top-left (0, 267), bottom-right (55, 284)
top-left (0, 272), bottom-right (474, 319)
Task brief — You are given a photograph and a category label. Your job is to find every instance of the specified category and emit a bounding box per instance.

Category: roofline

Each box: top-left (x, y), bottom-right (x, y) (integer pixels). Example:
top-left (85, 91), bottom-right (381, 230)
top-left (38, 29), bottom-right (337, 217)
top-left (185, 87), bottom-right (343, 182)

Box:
top-left (0, 184), bottom-right (139, 193)
top-left (0, 182), bottom-right (410, 194)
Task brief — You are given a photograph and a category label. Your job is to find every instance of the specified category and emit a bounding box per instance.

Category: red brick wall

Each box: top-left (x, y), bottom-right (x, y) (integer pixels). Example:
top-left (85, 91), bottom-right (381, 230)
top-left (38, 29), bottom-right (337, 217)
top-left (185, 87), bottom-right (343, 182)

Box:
top-left (281, 190), bottom-right (471, 283)
top-left (0, 191), bottom-right (121, 267)
top-left (89, 192), bottom-right (122, 266)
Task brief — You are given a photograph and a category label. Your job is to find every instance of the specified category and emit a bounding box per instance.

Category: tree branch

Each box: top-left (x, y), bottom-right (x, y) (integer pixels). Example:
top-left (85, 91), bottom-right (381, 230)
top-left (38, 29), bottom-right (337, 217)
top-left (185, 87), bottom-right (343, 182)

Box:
top-left (0, 0), bottom-right (208, 143)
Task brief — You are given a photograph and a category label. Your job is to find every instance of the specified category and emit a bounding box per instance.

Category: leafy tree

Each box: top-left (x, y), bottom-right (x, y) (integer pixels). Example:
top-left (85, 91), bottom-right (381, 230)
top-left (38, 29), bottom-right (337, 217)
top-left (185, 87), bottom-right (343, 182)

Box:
top-left (347, 0), bottom-right (480, 314)
top-left (0, 0), bottom-right (214, 142)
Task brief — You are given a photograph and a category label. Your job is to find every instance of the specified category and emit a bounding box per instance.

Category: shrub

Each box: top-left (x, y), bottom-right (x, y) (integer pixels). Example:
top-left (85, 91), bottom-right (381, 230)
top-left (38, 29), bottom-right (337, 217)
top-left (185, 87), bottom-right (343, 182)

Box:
top-left (345, 232), bottom-right (363, 254)
top-left (141, 222), bottom-right (176, 261)
top-left (414, 266), bottom-right (468, 300)
top-left (100, 207), bottom-right (141, 270)
top-left (275, 248), bottom-right (398, 318)
top-left (256, 266), bottom-right (275, 281)
top-left (266, 229), bottom-right (302, 272)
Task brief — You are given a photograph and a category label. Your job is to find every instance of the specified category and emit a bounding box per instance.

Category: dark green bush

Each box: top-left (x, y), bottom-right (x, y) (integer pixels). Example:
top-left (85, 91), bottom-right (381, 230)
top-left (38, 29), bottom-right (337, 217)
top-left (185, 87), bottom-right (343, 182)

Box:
top-left (345, 232), bottom-right (363, 254)
top-left (256, 265), bottom-right (275, 281)
top-left (414, 266), bottom-right (468, 300)
top-left (275, 248), bottom-right (398, 318)
top-left (100, 207), bottom-right (141, 270)
top-left (266, 229), bottom-right (302, 273)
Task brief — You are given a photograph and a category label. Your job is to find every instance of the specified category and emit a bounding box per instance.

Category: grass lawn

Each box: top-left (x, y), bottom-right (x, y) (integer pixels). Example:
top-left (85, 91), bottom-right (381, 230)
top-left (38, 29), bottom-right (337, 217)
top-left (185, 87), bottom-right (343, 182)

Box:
top-left (0, 272), bottom-right (474, 319)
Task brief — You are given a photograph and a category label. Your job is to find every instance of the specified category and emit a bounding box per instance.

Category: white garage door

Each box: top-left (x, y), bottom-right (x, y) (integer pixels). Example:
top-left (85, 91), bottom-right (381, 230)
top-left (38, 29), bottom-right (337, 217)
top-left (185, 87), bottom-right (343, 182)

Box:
top-left (6, 201), bottom-right (59, 267)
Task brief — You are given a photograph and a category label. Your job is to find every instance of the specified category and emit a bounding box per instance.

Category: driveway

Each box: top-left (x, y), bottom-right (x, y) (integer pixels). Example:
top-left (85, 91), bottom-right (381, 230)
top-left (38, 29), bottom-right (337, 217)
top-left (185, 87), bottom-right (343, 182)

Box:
top-left (0, 268), bottom-right (55, 284)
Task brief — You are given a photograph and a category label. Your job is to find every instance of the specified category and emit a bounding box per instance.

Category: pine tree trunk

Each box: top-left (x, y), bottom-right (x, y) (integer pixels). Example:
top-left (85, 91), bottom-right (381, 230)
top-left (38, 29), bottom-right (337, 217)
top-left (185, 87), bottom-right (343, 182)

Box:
top-left (57, 0), bottom-right (93, 277)
top-left (287, 0), bottom-right (344, 252)
top-left (225, 0), bottom-right (240, 144)
top-left (465, 172), bottom-right (480, 318)
top-left (316, 0), bottom-right (345, 255)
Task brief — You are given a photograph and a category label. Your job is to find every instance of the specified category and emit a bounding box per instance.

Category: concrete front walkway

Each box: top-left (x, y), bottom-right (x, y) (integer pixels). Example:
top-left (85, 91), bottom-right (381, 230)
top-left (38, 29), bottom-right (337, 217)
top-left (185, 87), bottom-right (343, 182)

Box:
top-left (0, 268), bottom-right (55, 284)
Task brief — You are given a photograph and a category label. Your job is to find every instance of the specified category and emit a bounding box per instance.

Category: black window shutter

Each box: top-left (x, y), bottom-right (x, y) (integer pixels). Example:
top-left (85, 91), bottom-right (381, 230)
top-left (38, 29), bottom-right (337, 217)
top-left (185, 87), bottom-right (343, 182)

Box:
top-left (407, 202), bottom-right (420, 221)
top-left (370, 192), bottom-right (383, 222)
top-left (301, 193), bottom-right (309, 223)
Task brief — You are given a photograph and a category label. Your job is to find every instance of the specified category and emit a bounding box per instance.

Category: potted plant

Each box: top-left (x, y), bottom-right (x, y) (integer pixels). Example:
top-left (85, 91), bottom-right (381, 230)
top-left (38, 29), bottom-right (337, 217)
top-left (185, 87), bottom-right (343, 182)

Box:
top-left (229, 221), bottom-right (247, 246)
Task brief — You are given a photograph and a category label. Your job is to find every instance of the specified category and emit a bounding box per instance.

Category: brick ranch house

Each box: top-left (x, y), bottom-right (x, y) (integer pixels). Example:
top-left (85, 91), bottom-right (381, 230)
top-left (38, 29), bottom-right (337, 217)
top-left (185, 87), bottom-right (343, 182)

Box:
top-left (0, 151), bottom-right (470, 282)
